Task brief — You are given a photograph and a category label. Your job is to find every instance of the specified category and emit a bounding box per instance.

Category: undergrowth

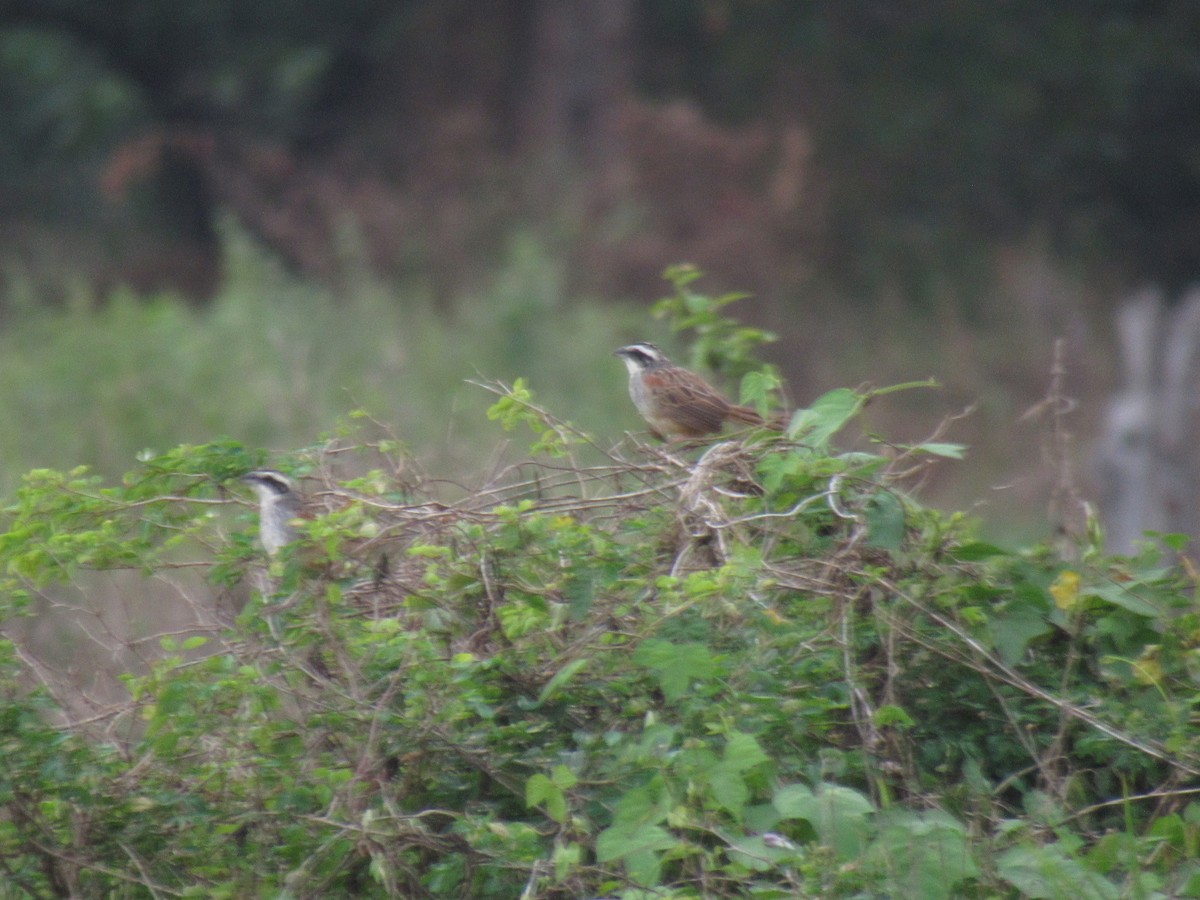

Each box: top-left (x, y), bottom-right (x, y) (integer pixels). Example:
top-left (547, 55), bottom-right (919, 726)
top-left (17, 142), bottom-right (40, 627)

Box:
top-left (0, 284), bottom-right (1196, 898)
top-left (0, 223), bottom-right (646, 494)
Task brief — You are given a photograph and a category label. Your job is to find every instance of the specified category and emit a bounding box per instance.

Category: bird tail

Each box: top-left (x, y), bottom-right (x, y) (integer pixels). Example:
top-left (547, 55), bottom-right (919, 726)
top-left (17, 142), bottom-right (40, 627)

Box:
top-left (726, 404), bottom-right (780, 429)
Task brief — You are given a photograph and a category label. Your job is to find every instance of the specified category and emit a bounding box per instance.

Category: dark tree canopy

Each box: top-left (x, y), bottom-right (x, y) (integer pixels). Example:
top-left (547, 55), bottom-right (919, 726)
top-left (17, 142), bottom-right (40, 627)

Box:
top-left (1, 0), bottom-right (1199, 297)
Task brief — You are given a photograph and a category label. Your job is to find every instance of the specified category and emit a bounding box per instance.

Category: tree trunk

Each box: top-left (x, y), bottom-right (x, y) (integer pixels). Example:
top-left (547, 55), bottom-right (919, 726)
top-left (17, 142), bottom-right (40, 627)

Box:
top-left (518, 1), bottom-right (634, 171)
top-left (1095, 286), bottom-right (1200, 553)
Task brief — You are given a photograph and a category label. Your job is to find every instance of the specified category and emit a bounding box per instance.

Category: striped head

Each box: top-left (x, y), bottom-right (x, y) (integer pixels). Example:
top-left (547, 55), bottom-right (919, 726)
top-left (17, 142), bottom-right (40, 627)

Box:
top-left (241, 469), bottom-right (301, 556)
top-left (614, 342), bottom-right (671, 375)
top-left (240, 469), bottom-right (296, 500)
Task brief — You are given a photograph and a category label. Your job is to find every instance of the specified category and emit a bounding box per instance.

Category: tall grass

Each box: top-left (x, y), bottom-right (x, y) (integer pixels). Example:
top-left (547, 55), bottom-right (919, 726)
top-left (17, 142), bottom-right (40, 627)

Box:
top-left (0, 225), bottom-right (653, 491)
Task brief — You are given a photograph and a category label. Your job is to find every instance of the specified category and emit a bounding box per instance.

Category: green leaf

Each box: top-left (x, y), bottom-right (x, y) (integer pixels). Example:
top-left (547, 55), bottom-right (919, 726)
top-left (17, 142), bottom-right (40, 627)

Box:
top-left (865, 491), bottom-right (905, 549)
top-left (550, 764), bottom-right (578, 790)
top-left (951, 541), bottom-right (1012, 561)
top-left (526, 773), bottom-right (553, 807)
top-left (595, 824), bottom-right (676, 860)
top-left (991, 601), bottom-right (1054, 665)
top-left (535, 657), bottom-right (589, 706)
top-left (1149, 531), bottom-right (1190, 552)
top-left (526, 774), bottom-right (567, 823)
top-left (725, 834), bottom-right (795, 873)
top-left (867, 811), bottom-right (978, 900)
top-left (1085, 583), bottom-right (1161, 617)
top-left (634, 639), bottom-right (716, 701)
top-left (545, 790), bottom-right (568, 824)
top-left (739, 368), bottom-right (782, 413)
top-left (708, 763), bottom-right (750, 815)
top-left (873, 705), bottom-right (915, 728)
top-left (773, 783), bottom-right (874, 859)
top-left (564, 571), bottom-right (596, 618)
top-left (724, 731), bottom-right (769, 772)
top-left (787, 388), bottom-right (862, 448)
top-left (553, 841), bottom-right (583, 881)
top-left (997, 844), bottom-right (1120, 900)
top-left (772, 783), bottom-right (816, 819)
top-left (758, 449), bottom-right (810, 495)
top-left (612, 782), bottom-right (670, 828)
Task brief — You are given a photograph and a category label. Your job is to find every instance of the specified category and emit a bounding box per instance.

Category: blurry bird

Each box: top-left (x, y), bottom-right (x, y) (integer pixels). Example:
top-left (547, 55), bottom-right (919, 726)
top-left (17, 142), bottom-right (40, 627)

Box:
top-left (614, 342), bottom-right (775, 440)
top-left (241, 469), bottom-right (304, 557)
top-left (240, 468), bottom-right (390, 585)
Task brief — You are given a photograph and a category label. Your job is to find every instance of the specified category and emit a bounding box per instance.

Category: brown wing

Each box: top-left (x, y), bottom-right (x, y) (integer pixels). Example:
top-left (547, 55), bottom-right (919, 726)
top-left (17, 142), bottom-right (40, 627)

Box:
top-left (644, 367), bottom-right (731, 436)
top-left (725, 404), bottom-right (768, 428)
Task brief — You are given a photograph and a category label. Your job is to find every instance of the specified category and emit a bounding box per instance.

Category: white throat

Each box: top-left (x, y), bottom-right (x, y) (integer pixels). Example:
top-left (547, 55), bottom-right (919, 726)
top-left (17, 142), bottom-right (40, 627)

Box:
top-left (620, 356), bottom-right (646, 376)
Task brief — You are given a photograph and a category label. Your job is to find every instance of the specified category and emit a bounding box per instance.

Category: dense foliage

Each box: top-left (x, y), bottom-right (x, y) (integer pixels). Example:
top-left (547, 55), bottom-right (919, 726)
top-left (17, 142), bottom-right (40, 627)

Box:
top-left (0, 293), bottom-right (1197, 898)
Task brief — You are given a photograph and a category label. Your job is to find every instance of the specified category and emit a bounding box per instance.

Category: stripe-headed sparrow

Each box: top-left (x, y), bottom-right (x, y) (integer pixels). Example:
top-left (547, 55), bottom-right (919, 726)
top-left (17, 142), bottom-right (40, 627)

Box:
top-left (241, 469), bottom-right (304, 557)
top-left (614, 342), bottom-right (774, 440)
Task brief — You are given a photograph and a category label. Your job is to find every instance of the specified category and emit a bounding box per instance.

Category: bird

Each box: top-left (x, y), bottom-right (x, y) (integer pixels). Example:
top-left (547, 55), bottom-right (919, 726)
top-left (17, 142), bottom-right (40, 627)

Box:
top-left (241, 469), bottom-right (304, 557)
top-left (239, 469), bottom-right (412, 621)
top-left (614, 342), bottom-right (774, 440)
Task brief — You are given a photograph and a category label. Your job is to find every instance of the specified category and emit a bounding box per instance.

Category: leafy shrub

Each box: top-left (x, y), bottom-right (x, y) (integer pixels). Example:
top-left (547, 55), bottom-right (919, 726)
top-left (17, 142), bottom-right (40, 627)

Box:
top-left (0, 287), bottom-right (1197, 898)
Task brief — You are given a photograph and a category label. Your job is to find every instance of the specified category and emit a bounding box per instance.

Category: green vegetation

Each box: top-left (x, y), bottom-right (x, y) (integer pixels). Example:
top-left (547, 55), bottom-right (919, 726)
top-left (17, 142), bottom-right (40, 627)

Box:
top-left (0, 292), bottom-right (1196, 897)
top-left (0, 225), bottom-right (648, 494)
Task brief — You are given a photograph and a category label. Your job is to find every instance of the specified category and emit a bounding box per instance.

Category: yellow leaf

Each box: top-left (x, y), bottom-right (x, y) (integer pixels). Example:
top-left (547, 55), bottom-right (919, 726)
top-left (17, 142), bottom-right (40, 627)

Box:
top-left (1050, 570), bottom-right (1081, 611)
top-left (1133, 645), bottom-right (1163, 686)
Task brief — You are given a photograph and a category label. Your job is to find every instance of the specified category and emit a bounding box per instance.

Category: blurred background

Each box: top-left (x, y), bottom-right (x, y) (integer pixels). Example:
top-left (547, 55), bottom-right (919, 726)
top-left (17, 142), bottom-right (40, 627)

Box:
top-left (2, 1), bottom-right (1199, 546)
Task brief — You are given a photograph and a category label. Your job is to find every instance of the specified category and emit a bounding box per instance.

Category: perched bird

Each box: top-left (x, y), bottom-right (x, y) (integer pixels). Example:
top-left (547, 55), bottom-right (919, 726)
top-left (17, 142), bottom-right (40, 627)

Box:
top-left (614, 342), bottom-right (774, 440)
top-left (241, 469), bottom-right (304, 557)
top-left (239, 469), bottom-right (411, 621)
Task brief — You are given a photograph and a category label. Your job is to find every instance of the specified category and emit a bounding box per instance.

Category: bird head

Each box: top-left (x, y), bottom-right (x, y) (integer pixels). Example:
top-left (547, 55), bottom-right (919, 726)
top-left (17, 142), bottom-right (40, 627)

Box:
top-left (614, 342), bottom-right (669, 374)
top-left (240, 469), bottom-right (296, 500)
